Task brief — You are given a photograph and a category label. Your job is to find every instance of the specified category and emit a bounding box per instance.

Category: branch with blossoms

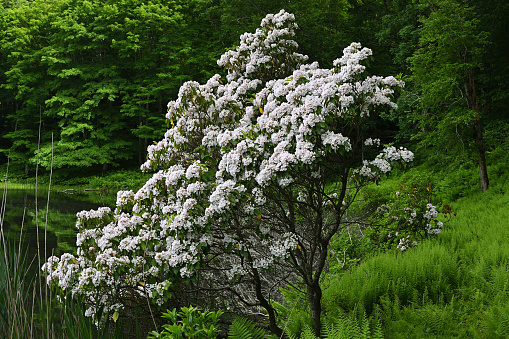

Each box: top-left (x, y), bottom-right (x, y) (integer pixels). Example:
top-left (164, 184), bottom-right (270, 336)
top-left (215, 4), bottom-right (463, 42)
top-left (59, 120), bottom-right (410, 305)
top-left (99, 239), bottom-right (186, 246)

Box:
top-left (43, 10), bottom-right (414, 337)
top-left (365, 181), bottom-right (455, 253)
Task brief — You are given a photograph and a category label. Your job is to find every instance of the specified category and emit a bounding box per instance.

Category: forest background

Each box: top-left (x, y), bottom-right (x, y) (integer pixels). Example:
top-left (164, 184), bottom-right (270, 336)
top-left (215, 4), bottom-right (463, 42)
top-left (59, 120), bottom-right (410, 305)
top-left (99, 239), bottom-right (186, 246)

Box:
top-left (1, 0), bottom-right (508, 187)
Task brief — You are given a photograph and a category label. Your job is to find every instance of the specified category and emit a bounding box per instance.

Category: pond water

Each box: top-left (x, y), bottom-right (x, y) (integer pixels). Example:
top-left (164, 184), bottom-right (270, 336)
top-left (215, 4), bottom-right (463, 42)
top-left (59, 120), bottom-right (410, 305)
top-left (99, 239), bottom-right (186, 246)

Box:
top-left (0, 186), bottom-right (116, 268)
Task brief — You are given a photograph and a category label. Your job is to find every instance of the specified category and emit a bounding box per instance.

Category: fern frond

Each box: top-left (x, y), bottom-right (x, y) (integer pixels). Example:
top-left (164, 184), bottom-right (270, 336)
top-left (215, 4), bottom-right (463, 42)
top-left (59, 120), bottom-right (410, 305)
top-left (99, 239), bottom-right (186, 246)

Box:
top-left (228, 317), bottom-right (270, 339)
top-left (300, 326), bottom-right (318, 339)
top-left (371, 319), bottom-right (384, 339)
top-left (319, 308), bottom-right (384, 339)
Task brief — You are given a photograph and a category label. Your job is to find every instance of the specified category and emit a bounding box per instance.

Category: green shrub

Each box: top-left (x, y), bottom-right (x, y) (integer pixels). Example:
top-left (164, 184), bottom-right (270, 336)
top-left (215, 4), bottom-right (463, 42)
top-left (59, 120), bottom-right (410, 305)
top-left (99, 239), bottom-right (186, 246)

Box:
top-left (148, 306), bottom-right (223, 339)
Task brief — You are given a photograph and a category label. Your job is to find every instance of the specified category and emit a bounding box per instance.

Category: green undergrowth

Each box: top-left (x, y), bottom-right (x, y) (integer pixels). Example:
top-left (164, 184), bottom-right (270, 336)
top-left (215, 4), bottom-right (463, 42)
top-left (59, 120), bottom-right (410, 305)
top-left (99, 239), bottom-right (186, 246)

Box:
top-left (321, 171), bottom-right (509, 337)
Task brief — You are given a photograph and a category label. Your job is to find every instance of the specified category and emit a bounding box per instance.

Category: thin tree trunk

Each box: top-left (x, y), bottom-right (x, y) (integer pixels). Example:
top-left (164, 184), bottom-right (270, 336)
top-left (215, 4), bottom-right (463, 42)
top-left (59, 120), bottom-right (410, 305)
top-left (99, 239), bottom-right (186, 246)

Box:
top-left (474, 117), bottom-right (489, 192)
top-left (252, 267), bottom-right (284, 337)
top-left (468, 71), bottom-right (489, 192)
top-left (307, 280), bottom-right (322, 337)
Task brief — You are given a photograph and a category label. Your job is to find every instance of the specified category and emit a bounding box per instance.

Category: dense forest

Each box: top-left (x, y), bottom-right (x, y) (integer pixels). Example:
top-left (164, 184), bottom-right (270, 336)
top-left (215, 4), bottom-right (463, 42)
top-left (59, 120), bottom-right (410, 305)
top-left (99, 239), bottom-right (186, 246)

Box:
top-left (1, 0), bottom-right (508, 187)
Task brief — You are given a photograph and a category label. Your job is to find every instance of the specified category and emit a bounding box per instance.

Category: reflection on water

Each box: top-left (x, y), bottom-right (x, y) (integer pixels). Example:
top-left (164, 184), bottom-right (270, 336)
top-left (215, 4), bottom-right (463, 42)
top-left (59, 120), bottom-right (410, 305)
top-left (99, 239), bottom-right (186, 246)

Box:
top-left (0, 187), bottom-right (116, 266)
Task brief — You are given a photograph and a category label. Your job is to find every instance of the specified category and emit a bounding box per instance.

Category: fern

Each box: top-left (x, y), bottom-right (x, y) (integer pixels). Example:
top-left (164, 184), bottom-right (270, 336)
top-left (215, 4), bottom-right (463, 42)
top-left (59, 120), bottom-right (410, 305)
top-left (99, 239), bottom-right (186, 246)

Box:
top-left (228, 317), bottom-right (271, 339)
top-left (290, 309), bottom-right (384, 339)
top-left (291, 326), bottom-right (316, 339)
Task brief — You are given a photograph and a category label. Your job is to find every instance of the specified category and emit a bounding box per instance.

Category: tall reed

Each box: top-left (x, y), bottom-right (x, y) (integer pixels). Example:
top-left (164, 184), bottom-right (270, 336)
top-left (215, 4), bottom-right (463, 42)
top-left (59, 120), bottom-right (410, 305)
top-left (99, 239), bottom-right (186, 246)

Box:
top-left (0, 135), bottom-right (125, 338)
top-left (0, 155), bottom-right (36, 337)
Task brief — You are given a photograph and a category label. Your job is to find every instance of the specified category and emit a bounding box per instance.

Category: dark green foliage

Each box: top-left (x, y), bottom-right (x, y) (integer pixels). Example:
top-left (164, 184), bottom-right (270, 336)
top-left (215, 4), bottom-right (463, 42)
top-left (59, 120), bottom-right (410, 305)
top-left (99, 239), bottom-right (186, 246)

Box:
top-left (1, 0), bottom-right (508, 186)
top-left (228, 317), bottom-right (271, 339)
top-left (273, 285), bottom-right (314, 336)
top-left (0, 0), bottom-right (223, 178)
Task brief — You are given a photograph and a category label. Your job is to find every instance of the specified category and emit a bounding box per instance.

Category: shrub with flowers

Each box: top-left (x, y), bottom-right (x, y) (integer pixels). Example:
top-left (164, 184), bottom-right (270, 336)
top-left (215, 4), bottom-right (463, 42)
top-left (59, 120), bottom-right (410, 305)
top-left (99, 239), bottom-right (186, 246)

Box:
top-left (366, 181), bottom-right (453, 252)
top-left (42, 10), bottom-right (415, 336)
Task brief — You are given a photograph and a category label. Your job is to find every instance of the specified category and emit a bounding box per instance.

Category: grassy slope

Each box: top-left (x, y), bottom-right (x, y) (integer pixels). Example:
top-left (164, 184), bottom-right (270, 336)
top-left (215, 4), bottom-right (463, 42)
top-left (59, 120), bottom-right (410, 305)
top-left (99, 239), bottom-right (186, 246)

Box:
top-left (321, 161), bottom-right (509, 338)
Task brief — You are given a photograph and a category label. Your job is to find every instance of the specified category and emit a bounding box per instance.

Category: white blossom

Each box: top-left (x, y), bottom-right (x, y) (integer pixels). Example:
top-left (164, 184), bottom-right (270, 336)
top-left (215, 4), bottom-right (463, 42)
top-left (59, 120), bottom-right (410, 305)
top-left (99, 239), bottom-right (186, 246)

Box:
top-left (42, 11), bottom-right (410, 320)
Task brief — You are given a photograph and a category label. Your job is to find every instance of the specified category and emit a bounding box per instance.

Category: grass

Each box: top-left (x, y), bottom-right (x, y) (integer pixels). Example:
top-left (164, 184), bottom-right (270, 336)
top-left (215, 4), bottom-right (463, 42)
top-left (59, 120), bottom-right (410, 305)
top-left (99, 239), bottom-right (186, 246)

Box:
top-left (319, 169), bottom-right (509, 338)
top-left (0, 241), bottom-right (35, 338)
top-left (0, 238), bottom-right (126, 338)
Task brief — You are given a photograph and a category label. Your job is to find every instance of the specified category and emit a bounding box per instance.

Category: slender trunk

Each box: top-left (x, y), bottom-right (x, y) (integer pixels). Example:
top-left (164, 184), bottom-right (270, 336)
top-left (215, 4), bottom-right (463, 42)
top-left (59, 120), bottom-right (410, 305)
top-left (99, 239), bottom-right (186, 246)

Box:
top-left (474, 117), bottom-right (489, 192)
top-left (307, 281), bottom-right (322, 337)
top-left (468, 71), bottom-right (489, 192)
top-left (252, 267), bottom-right (284, 337)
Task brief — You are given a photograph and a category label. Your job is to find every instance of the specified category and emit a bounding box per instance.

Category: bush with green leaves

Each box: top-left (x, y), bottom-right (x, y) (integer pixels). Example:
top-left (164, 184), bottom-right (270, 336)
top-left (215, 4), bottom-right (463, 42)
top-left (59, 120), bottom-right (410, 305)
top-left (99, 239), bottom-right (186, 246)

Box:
top-left (148, 306), bottom-right (223, 339)
top-left (364, 179), bottom-right (453, 252)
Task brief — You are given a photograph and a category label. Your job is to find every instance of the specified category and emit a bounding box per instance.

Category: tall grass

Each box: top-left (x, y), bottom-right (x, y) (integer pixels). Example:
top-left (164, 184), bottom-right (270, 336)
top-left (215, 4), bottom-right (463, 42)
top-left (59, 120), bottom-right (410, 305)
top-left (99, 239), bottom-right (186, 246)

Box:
top-left (0, 146), bottom-right (126, 338)
top-left (0, 231), bottom-right (37, 338)
top-left (321, 176), bottom-right (509, 337)
top-left (1, 156), bottom-right (37, 337)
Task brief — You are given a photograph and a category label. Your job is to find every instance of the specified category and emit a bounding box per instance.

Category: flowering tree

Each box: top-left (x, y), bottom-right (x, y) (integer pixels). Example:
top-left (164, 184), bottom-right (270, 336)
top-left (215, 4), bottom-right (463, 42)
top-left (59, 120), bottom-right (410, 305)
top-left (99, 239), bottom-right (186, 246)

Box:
top-left (43, 10), bottom-right (414, 336)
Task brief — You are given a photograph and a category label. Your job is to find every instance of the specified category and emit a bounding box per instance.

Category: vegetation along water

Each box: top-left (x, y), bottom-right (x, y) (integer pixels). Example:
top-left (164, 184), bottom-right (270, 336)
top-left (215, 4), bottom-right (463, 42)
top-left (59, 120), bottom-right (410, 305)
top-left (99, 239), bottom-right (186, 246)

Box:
top-left (0, 0), bottom-right (508, 338)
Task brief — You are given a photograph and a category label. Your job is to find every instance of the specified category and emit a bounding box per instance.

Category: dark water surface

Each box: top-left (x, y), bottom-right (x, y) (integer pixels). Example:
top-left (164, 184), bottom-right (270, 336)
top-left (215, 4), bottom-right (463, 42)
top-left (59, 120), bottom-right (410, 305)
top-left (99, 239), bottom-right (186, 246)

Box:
top-left (0, 186), bottom-right (116, 267)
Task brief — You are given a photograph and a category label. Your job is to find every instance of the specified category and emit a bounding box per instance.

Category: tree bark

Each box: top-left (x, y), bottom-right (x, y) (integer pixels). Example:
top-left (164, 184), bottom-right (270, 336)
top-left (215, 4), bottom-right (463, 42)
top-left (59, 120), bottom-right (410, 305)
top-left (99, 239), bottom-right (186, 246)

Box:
top-left (468, 71), bottom-right (489, 192)
top-left (307, 280), bottom-right (322, 337)
top-left (474, 117), bottom-right (489, 192)
top-left (252, 268), bottom-right (284, 337)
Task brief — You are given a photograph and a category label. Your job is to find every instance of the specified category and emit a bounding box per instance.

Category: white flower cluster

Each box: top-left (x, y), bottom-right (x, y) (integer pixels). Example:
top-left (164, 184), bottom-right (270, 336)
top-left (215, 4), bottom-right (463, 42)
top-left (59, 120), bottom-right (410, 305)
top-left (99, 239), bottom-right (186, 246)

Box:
top-left (227, 263), bottom-right (248, 279)
top-left (217, 9), bottom-right (308, 82)
top-left (355, 146), bottom-right (413, 178)
top-left (364, 138), bottom-right (380, 147)
top-left (42, 10), bottom-right (410, 319)
top-left (76, 207), bottom-right (111, 225)
top-left (423, 204), bottom-right (443, 234)
top-left (41, 253), bottom-right (80, 289)
top-left (397, 236), bottom-right (417, 252)
top-left (269, 233), bottom-right (298, 259)
top-left (205, 180), bottom-right (246, 217)
top-left (381, 202), bottom-right (444, 247)
top-left (423, 203), bottom-right (439, 220)
top-left (322, 131), bottom-right (352, 151)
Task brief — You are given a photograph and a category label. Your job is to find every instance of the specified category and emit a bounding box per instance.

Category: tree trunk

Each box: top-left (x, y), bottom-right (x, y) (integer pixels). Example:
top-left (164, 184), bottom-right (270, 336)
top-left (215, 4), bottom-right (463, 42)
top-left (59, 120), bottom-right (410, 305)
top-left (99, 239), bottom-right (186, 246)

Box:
top-left (250, 263), bottom-right (284, 337)
top-left (468, 72), bottom-right (489, 192)
top-left (307, 281), bottom-right (322, 337)
top-left (474, 117), bottom-right (489, 192)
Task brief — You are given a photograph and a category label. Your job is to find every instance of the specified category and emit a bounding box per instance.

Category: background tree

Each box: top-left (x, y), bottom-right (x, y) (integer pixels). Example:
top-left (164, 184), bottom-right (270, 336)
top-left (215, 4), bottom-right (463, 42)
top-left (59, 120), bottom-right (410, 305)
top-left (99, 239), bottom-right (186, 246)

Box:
top-left (0, 0), bottom-right (59, 174)
top-left (408, 0), bottom-right (492, 191)
top-left (0, 0), bottom-right (217, 177)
